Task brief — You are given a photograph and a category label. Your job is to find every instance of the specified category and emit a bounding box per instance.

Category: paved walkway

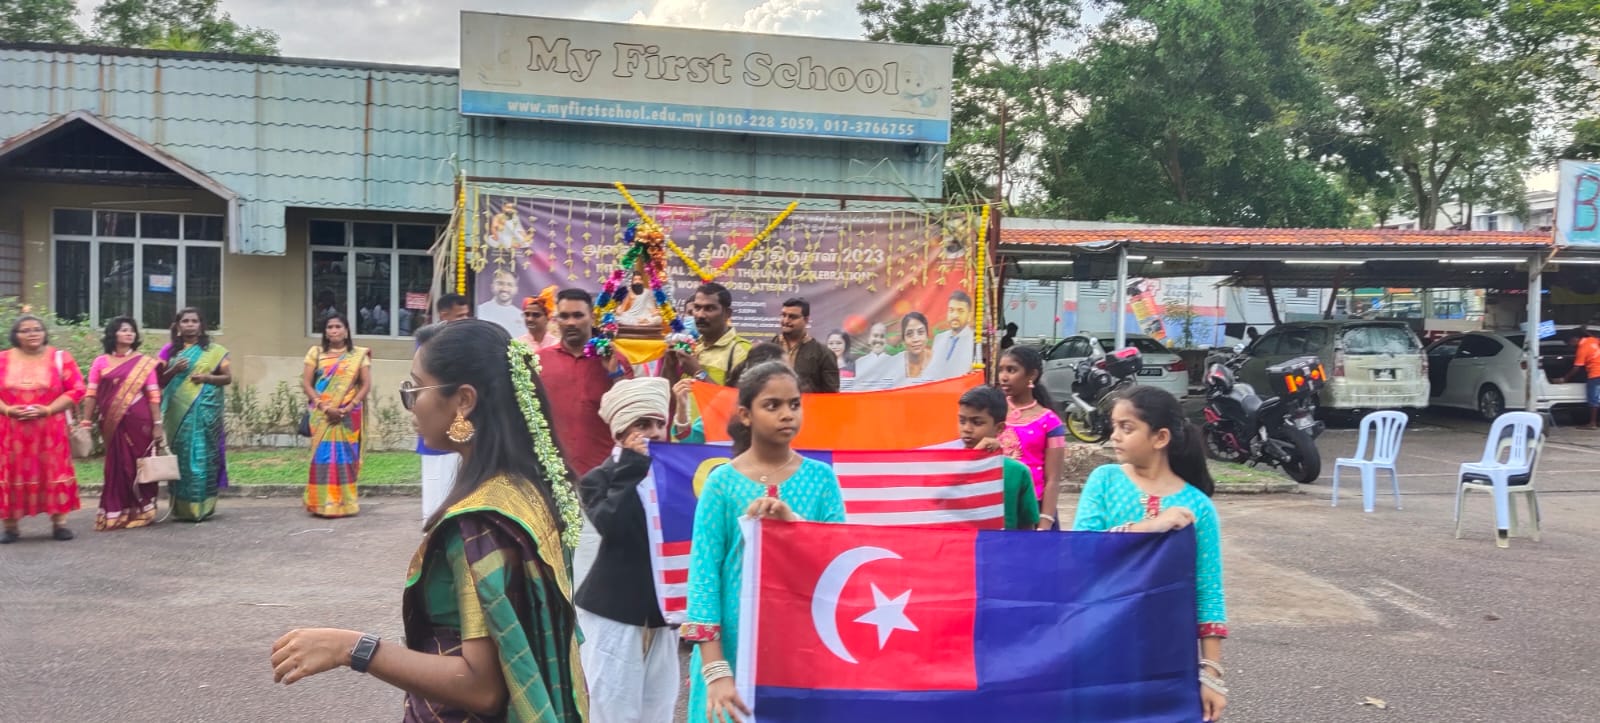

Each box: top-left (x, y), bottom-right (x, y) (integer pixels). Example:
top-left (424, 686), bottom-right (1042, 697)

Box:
top-left (3, 420), bottom-right (1597, 721)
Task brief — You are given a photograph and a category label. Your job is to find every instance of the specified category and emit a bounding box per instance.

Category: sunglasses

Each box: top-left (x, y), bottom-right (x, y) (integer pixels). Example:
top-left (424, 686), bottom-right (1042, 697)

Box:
top-left (398, 380), bottom-right (454, 411)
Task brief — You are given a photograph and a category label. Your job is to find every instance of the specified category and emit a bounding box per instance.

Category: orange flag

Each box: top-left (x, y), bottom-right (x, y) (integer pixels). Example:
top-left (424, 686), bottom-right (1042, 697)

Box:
top-left (691, 372), bottom-right (986, 450)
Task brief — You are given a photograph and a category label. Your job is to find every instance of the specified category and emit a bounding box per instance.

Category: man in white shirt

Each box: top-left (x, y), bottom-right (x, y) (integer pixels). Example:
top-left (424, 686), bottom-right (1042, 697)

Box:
top-left (852, 322), bottom-right (894, 391)
top-left (931, 290), bottom-right (976, 379)
top-left (476, 268), bottom-right (524, 336)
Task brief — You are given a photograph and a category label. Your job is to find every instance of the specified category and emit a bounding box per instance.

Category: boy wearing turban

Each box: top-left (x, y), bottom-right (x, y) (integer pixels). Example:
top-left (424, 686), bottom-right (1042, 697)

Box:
top-left (576, 376), bottom-right (679, 722)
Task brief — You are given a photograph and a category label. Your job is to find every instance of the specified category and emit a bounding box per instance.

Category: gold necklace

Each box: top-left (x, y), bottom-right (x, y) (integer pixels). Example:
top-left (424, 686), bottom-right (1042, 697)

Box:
top-left (754, 452), bottom-right (799, 484)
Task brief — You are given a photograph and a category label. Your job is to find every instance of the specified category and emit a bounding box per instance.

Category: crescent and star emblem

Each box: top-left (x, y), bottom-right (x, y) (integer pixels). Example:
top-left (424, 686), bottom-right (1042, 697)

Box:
top-left (809, 546), bottom-right (920, 664)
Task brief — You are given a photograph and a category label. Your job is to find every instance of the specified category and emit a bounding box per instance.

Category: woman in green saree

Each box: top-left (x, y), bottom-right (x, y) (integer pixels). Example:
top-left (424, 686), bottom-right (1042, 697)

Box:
top-left (158, 307), bottom-right (231, 522)
top-left (272, 320), bottom-right (587, 722)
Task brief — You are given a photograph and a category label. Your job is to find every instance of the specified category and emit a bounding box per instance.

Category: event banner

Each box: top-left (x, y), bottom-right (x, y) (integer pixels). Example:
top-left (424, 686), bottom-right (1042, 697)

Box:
top-left (459, 13), bottom-right (953, 143)
top-left (472, 194), bottom-right (983, 391)
top-left (736, 520), bottom-right (1202, 721)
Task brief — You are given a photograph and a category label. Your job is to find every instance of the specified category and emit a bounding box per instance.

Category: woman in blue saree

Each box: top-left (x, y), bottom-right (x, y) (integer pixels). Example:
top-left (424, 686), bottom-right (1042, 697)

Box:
top-left (158, 307), bottom-right (231, 522)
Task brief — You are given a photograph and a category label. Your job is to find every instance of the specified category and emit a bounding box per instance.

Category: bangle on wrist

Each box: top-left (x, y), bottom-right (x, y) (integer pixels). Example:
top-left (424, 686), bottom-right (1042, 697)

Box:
top-left (701, 660), bottom-right (733, 684)
top-left (1038, 513), bottom-right (1056, 523)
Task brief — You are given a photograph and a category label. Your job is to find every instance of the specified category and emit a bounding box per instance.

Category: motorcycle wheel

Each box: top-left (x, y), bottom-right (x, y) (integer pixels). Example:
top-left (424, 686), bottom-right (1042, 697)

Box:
top-left (1065, 408), bottom-right (1106, 444)
top-left (1278, 428), bottom-right (1323, 484)
top-left (1204, 425), bottom-right (1250, 464)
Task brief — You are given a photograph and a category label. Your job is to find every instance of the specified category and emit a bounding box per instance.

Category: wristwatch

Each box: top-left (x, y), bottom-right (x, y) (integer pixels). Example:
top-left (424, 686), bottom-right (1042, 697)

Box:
top-left (349, 633), bottom-right (381, 673)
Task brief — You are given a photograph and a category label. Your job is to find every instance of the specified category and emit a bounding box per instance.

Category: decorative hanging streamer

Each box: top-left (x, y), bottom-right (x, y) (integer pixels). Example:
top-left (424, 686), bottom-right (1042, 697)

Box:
top-left (612, 181), bottom-right (796, 282)
top-left (455, 174), bottom-right (468, 295)
top-left (973, 204), bottom-right (991, 371)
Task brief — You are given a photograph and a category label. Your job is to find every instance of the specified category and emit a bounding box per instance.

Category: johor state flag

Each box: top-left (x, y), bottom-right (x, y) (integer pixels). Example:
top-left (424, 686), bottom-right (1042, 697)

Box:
top-left (736, 520), bottom-right (1201, 722)
top-left (640, 444), bottom-right (1006, 624)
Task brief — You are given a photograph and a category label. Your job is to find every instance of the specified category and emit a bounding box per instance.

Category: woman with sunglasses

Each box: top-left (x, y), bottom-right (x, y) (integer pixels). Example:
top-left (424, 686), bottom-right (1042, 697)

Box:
top-left (272, 320), bottom-right (587, 721)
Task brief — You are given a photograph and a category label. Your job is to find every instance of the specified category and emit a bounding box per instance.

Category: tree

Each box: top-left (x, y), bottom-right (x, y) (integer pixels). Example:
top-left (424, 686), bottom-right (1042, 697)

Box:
top-left (1305, 0), bottom-right (1600, 229)
top-left (0, 0), bottom-right (82, 43)
top-left (1045, 0), bottom-right (1350, 226)
top-left (92, 0), bottom-right (278, 55)
top-left (858, 0), bottom-right (1083, 206)
top-left (1560, 118), bottom-right (1600, 162)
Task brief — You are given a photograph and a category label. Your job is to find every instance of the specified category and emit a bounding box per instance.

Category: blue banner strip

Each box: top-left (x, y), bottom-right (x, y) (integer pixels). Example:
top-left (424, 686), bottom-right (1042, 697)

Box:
top-left (460, 89), bottom-right (950, 144)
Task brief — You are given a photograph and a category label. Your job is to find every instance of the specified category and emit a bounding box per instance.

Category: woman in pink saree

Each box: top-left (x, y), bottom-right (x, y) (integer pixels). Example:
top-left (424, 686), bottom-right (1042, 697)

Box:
top-left (82, 317), bottom-right (163, 531)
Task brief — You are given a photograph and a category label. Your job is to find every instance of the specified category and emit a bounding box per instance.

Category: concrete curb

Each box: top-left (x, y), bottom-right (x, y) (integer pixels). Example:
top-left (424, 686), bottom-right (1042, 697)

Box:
top-left (77, 483), bottom-right (423, 498)
top-left (1057, 479), bottom-right (1301, 495)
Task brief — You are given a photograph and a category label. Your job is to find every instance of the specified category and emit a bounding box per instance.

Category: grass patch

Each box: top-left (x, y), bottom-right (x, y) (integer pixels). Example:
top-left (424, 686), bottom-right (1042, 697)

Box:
top-left (1211, 462), bottom-right (1290, 486)
top-left (73, 449), bottom-right (421, 486)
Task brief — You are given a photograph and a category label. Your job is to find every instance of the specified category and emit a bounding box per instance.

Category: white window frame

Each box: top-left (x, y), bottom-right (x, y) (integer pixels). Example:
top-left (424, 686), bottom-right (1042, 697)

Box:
top-left (306, 218), bottom-right (439, 339)
top-left (49, 207), bottom-right (226, 329)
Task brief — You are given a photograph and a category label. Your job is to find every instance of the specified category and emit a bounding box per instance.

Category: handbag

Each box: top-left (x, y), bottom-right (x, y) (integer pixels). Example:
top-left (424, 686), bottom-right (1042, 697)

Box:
top-left (68, 411), bottom-right (95, 459)
top-left (54, 352), bottom-right (95, 458)
top-left (136, 440), bottom-right (180, 485)
top-left (297, 409), bottom-right (313, 437)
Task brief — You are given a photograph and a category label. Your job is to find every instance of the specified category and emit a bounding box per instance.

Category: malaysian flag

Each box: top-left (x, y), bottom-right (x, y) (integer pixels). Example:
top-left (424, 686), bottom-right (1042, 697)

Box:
top-left (640, 444), bottom-right (1006, 624)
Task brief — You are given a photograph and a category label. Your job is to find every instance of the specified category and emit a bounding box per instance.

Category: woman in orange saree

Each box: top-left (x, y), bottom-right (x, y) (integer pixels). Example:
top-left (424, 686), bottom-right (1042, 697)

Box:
top-left (81, 317), bottom-right (163, 531)
top-left (302, 313), bottom-right (372, 518)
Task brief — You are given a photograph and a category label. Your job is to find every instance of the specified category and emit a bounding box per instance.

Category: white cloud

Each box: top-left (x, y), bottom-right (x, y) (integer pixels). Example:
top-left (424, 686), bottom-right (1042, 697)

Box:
top-left (79, 1), bottom-right (865, 67)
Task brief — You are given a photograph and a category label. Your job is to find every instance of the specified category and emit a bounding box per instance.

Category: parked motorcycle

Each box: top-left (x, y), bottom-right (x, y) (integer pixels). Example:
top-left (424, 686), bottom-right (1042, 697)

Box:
top-left (1202, 355), bottom-right (1327, 484)
top-left (1063, 347), bottom-right (1143, 444)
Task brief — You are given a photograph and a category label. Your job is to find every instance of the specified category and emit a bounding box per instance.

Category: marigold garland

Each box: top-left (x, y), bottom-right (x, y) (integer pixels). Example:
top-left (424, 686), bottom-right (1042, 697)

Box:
top-left (611, 181), bottom-right (795, 282)
top-left (507, 339), bottom-right (583, 549)
top-left (585, 219), bottom-right (699, 359)
top-left (974, 204), bottom-right (990, 371)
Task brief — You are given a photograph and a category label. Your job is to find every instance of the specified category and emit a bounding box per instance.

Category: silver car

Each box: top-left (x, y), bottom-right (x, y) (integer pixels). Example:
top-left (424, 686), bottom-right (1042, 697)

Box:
top-left (1234, 321), bottom-right (1429, 413)
top-left (1040, 334), bottom-right (1190, 407)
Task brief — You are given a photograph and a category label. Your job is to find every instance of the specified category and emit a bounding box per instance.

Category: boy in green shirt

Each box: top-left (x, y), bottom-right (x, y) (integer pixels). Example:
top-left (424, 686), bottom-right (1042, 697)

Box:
top-left (957, 386), bottom-right (1041, 530)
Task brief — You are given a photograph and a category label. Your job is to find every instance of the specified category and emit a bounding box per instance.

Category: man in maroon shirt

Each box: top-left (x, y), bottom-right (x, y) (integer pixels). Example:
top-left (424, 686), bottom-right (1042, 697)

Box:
top-left (538, 288), bottom-right (634, 476)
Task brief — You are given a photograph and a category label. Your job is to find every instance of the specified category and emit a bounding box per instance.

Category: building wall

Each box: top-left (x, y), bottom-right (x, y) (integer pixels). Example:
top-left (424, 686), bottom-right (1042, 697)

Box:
top-left (0, 180), bottom-right (432, 430)
top-left (1, 45), bottom-right (946, 255)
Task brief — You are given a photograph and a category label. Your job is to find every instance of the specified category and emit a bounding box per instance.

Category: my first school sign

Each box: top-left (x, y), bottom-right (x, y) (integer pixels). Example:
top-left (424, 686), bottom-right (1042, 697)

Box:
top-left (1556, 160), bottom-right (1600, 248)
top-left (458, 12), bottom-right (953, 144)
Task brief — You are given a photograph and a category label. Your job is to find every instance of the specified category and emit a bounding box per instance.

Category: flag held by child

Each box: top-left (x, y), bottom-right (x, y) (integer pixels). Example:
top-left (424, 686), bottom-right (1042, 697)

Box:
top-left (641, 444), bottom-right (1007, 624)
top-left (736, 519), bottom-right (1202, 722)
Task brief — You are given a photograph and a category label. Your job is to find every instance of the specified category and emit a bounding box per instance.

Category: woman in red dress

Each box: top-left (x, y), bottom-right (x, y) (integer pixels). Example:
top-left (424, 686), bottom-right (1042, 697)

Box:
top-left (0, 314), bottom-right (88, 543)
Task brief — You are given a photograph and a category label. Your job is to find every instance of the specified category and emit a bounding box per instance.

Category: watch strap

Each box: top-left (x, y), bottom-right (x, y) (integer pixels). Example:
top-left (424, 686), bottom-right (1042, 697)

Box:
top-left (349, 633), bottom-right (380, 673)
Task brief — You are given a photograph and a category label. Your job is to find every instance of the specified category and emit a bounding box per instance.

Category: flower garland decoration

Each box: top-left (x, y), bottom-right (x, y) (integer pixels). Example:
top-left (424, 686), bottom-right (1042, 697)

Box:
top-left (455, 176), bottom-right (468, 295)
top-left (611, 181), bottom-right (797, 282)
top-left (507, 339), bottom-right (583, 549)
top-left (586, 220), bottom-right (700, 358)
top-left (973, 203), bottom-right (990, 371)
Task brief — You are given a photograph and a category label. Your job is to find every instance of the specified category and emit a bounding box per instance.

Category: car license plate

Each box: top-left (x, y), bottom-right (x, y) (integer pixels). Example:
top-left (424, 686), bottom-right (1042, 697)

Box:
top-left (1138, 368), bottom-right (1162, 377)
top-left (1372, 369), bottom-right (1397, 381)
top-left (1294, 415), bottom-right (1315, 429)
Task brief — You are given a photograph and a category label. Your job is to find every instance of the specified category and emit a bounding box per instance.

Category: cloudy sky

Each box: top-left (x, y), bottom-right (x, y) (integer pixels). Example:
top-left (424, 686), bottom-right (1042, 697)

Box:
top-left (80, 0), bottom-right (867, 67)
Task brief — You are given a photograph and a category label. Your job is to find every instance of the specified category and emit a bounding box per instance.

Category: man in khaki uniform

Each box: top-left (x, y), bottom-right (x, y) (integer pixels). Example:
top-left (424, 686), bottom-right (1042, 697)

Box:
top-left (675, 282), bottom-right (750, 386)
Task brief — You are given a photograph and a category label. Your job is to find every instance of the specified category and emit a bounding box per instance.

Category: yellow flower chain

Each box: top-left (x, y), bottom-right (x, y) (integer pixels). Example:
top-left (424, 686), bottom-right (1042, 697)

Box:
top-left (613, 182), bottom-right (795, 282)
top-left (455, 176), bottom-right (468, 295)
top-left (973, 204), bottom-right (990, 371)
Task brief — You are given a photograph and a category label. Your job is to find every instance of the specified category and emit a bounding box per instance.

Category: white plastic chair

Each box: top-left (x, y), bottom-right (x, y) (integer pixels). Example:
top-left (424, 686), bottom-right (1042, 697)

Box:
top-left (1454, 412), bottom-right (1544, 548)
top-left (1331, 411), bottom-right (1409, 512)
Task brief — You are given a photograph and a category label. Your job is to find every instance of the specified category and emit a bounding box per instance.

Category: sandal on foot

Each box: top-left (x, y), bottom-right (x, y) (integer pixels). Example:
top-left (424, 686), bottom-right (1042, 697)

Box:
top-left (52, 527), bottom-right (75, 541)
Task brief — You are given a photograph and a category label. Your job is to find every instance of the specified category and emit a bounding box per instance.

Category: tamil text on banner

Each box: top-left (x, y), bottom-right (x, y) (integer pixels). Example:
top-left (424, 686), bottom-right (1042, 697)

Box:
top-left (472, 195), bottom-right (983, 390)
top-left (640, 444), bottom-right (1006, 623)
top-left (690, 371), bottom-right (983, 449)
top-left (736, 520), bottom-right (1201, 722)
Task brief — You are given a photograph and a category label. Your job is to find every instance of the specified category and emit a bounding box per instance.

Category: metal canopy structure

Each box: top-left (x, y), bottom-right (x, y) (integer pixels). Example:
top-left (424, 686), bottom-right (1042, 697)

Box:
top-left (996, 225), bottom-right (1600, 413)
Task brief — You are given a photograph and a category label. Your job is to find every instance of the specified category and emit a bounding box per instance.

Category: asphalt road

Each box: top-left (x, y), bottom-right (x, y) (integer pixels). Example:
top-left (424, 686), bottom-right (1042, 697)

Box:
top-left (3, 416), bottom-right (1597, 722)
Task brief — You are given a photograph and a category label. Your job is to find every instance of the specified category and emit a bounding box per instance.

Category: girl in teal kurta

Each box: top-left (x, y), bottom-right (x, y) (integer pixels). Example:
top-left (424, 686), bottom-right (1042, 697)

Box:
top-left (680, 362), bottom-right (846, 723)
top-left (1071, 386), bottom-right (1230, 722)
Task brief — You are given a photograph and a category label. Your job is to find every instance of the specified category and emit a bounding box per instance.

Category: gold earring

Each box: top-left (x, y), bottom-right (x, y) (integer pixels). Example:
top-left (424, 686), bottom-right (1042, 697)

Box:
top-left (447, 410), bottom-right (475, 444)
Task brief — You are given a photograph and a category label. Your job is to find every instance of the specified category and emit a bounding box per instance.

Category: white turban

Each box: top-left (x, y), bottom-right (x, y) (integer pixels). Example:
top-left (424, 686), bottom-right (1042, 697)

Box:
top-left (598, 376), bottom-right (671, 438)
